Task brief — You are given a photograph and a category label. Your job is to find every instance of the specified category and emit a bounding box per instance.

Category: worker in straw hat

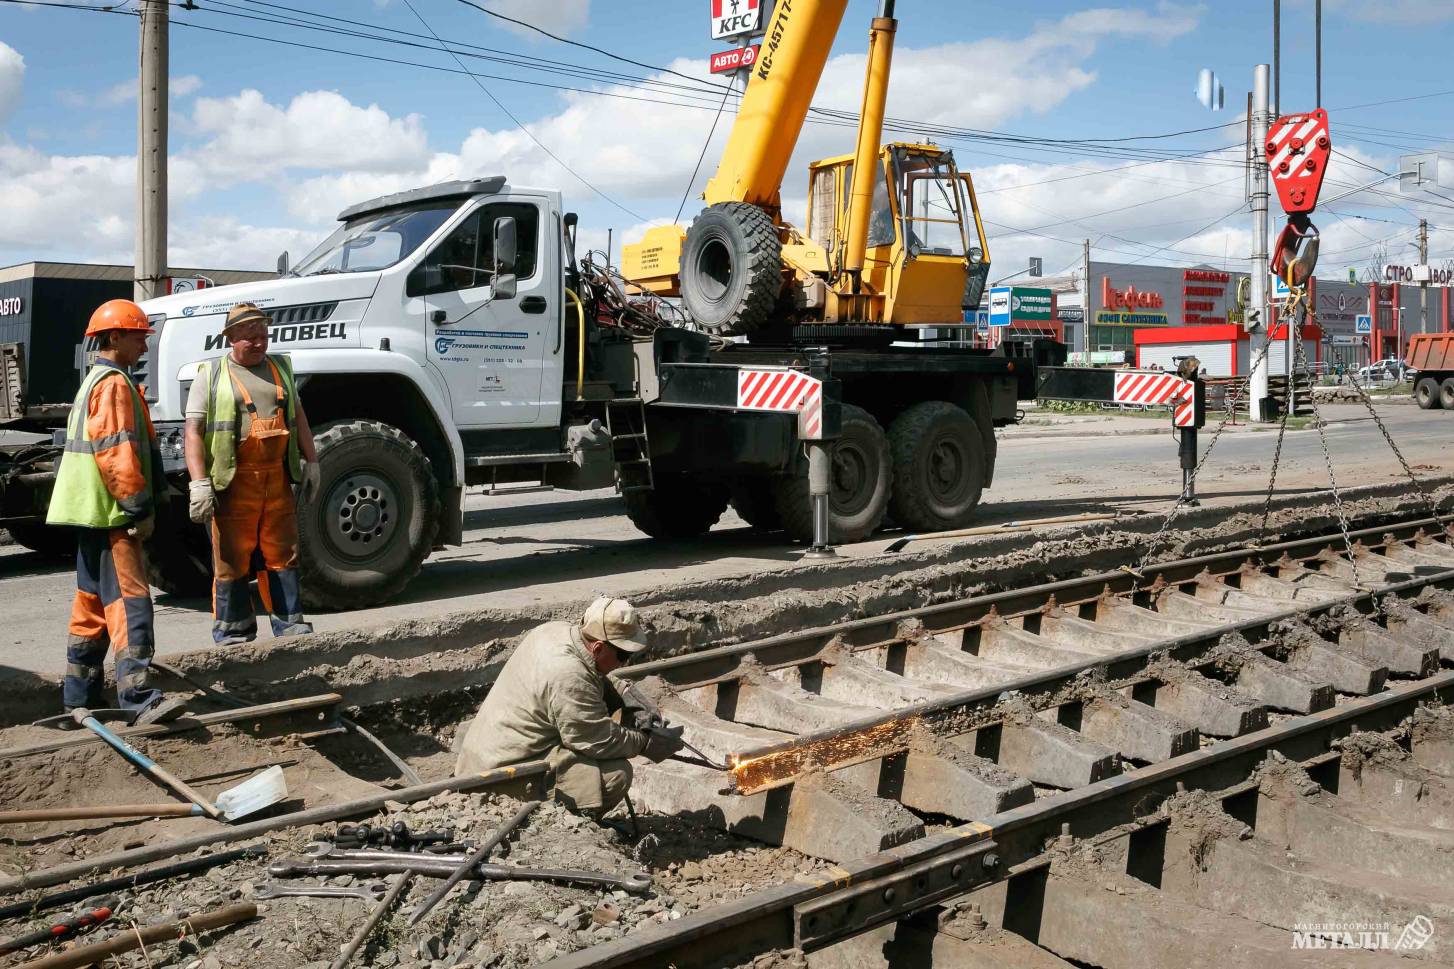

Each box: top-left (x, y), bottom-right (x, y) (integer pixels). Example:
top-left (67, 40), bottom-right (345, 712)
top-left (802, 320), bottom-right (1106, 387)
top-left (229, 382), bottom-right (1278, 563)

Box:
top-left (184, 302), bottom-right (320, 644)
top-left (456, 596), bottom-right (686, 817)
top-left (46, 299), bottom-right (187, 725)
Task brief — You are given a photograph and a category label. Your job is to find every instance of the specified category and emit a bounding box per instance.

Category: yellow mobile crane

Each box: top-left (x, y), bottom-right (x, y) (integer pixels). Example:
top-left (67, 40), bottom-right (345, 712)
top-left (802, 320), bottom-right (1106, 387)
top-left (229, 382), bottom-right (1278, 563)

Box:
top-left (623, 0), bottom-right (991, 337)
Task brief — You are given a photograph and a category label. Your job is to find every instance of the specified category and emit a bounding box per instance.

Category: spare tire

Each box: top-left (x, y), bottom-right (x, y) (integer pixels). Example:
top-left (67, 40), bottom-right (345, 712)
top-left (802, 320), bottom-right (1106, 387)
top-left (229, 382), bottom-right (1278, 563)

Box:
top-left (680, 202), bottom-right (782, 336)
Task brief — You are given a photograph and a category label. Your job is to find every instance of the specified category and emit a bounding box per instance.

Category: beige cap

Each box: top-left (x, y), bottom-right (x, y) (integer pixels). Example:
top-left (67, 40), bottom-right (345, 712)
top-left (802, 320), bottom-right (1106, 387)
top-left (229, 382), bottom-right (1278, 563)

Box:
top-left (223, 302), bottom-right (270, 333)
top-left (581, 596), bottom-right (648, 653)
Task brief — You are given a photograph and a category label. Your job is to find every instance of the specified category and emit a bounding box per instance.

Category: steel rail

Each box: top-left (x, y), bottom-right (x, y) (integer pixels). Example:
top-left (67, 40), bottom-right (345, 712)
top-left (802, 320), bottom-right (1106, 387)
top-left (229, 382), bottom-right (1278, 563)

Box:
top-left (618, 515), bottom-right (1451, 692)
top-left (727, 562), bottom-right (1454, 794)
top-left (542, 671), bottom-right (1454, 969)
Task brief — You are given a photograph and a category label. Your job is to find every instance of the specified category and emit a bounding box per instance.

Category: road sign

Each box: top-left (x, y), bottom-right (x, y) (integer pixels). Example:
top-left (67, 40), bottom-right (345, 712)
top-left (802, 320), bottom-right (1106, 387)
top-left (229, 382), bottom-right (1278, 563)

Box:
top-left (988, 287), bottom-right (1012, 327)
top-left (1028, 257), bottom-right (1042, 277)
top-left (1010, 287), bottom-right (1053, 321)
top-left (711, 0), bottom-right (761, 40)
top-left (1348, 268), bottom-right (1357, 284)
top-left (709, 44), bottom-right (759, 74)
top-left (1355, 313), bottom-right (1372, 334)
top-left (1271, 274), bottom-right (1291, 302)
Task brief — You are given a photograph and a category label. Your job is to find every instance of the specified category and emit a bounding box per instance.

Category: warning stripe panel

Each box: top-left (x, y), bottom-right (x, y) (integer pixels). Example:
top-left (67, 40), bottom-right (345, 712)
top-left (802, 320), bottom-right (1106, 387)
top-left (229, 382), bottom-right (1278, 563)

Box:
top-left (737, 368), bottom-right (826, 440)
top-left (1114, 371), bottom-right (1193, 406)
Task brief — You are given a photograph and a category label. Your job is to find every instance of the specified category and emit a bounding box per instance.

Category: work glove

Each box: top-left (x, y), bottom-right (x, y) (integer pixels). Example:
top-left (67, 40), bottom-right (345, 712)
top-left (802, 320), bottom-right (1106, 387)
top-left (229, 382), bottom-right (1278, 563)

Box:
top-left (188, 479), bottom-right (216, 524)
top-left (630, 706), bottom-right (665, 733)
top-left (127, 515), bottom-right (155, 541)
top-left (300, 462), bottom-right (322, 503)
top-left (640, 723), bottom-right (686, 763)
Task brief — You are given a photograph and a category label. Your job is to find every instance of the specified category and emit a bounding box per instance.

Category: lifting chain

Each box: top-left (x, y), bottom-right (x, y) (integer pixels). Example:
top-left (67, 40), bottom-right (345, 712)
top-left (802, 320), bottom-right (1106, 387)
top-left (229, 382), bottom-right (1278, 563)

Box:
top-left (1291, 319), bottom-right (1363, 589)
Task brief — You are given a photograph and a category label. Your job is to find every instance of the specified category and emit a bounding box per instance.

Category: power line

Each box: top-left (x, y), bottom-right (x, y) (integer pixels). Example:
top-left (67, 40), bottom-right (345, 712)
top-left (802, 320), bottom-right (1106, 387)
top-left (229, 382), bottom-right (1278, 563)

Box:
top-left (675, 74), bottom-right (736, 223)
top-left (393, 0), bottom-right (644, 221)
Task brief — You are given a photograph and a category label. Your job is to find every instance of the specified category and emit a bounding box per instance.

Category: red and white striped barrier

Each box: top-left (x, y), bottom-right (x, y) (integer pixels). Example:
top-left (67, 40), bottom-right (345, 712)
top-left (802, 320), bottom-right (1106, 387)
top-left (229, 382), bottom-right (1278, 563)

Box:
top-left (1113, 371), bottom-right (1197, 428)
top-left (737, 368), bottom-right (824, 440)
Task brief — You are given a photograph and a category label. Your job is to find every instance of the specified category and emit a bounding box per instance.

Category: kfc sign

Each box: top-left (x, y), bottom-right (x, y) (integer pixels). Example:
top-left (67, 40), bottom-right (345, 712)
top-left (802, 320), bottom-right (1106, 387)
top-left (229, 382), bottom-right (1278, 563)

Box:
top-left (710, 44), bottom-right (760, 74)
top-left (1101, 277), bottom-right (1164, 311)
top-left (712, 0), bottom-right (761, 40)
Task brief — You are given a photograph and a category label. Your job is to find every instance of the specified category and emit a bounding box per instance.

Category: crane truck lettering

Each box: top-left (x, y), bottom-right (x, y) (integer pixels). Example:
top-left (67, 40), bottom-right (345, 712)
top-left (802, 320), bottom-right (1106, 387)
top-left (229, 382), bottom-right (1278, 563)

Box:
top-left (756, 0), bottom-right (791, 82)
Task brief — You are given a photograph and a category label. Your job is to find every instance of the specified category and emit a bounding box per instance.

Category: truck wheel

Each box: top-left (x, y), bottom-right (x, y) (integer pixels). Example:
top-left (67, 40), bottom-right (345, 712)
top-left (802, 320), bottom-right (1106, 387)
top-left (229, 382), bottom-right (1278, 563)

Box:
top-left (298, 420), bottom-right (439, 611)
top-left (730, 479), bottom-right (783, 532)
top-left (1442, 378), bottom-right (1454, 410)
top-left (887, 401), bottom-right (986, 532)
top-left (623, 475), bottom-right (730, 538)
top-left (145, 504), bottom-right (212, 598)
top-left (680, 202), bottom-right (781, 336)
top-left (3, 521), bottom-right (75, 559)
top-left (1415, 377), bottom-right (1442, 409)
top-left (774, 404), bottom-right (891, 544)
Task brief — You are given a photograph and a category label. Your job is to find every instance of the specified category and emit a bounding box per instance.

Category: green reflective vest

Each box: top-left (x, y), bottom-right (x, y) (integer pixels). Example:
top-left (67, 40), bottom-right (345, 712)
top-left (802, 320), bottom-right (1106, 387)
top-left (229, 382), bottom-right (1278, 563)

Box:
top-left (198, 354), bottom-right (302, 492)
top-left (47, 363), bottom-right (156, 530)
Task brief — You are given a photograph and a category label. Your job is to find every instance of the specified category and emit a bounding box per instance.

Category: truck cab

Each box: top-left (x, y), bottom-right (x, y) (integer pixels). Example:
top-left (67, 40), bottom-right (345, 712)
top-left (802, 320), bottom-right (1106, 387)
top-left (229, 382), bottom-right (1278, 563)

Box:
top-left (138, 177), bottom-right (576, 608)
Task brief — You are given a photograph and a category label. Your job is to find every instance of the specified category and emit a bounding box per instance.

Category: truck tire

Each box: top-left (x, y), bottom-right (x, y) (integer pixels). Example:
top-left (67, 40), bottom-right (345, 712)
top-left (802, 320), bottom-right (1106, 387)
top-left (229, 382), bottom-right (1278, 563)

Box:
top-left (3, 521), bottom-right (75, 559)
top-left (680, 202), bottom-right (781, 336)
top-left (298, 420), bottom-right (439, 611)
top-left (145, 504), bottom-right (212, 598)
top-left (1415, 377), bottom-right (1443, 409)
top-left (623, 475), bottom-right (729, 539)
top-left (887, 401), bottom-right (986, 532)
top-left (1442, 377), bottom-right (1454, 410)
top-left (774, 404), bottom-right (891, 545)
top-left (729, 479), bottom-right (783, 532)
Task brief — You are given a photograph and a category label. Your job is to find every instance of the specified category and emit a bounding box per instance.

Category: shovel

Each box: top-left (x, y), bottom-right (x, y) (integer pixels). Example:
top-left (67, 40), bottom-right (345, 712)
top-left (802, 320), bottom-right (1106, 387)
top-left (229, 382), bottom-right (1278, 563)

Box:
top-left (34, 709), bottom-right (287, 822)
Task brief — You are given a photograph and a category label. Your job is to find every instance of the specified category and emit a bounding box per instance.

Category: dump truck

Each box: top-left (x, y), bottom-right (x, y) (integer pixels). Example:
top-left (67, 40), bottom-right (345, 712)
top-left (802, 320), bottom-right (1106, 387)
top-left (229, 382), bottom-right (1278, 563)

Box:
top-left (3, 0), bottom-right (1198, 609)
top-left (1408, 333), bottom-right (1454, 409)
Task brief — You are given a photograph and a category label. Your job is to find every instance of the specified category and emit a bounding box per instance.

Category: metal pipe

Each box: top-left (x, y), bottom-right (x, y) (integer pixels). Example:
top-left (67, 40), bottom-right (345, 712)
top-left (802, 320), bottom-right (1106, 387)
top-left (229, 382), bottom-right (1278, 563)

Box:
top-left (803, 441), bottom-right (836, 559)
top-left (12, 903), bottom-right (256, 969)
top-left (568, 287), bottom-right (586, 400)
top-left (841, 5), bottom-right (898, 279)
top-left (407, 800), bottom-right (540, 926)
top-left (0, 762), bottom-right (550, 895)
top-left (1272, 0), bottom-right (1280, 117)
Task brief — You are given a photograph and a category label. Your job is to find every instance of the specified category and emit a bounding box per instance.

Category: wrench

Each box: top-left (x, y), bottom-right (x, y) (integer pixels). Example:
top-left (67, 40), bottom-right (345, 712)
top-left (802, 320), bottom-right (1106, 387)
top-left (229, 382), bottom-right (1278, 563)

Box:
top-left (253, 881), bottom-right (388, 902)
top-left (270, 857), bottom-right (653, 894)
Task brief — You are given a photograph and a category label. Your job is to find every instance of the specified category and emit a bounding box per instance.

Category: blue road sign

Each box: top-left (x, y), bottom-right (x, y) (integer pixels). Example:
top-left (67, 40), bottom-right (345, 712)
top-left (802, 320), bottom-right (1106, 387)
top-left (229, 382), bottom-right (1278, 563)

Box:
top-left (1355, 313), bottom-right (1372, 334)
top-left (989, 287), bottom-right (1012, 327)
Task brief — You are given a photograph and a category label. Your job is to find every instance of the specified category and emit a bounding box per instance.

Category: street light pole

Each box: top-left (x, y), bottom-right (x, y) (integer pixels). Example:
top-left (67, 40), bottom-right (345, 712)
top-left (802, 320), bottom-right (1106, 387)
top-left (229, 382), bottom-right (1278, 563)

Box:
top-left (1249, 64), bottom-right (1272, 421)
top-left (135, 0), bottom-right (168, 302)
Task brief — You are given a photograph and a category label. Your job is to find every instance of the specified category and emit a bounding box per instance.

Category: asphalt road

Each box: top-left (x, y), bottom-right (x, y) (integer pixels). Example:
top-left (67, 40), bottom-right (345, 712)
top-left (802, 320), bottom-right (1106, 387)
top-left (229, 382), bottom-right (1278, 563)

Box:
top-left (2, 402), bottom-right (1450, 677)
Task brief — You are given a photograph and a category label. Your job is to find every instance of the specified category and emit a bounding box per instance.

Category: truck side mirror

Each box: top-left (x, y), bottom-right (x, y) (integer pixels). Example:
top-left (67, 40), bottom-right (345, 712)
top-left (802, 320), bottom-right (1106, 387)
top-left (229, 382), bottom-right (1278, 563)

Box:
top-left (493, 216), bottom-right (518, 301)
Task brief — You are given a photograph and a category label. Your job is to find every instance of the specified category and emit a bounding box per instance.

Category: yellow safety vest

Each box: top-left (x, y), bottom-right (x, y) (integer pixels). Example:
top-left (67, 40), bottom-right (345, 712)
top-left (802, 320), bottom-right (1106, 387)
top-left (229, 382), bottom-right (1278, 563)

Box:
top-left (47, 364), bottom-right (156, 529)
top-left (197, 354), bottom-right (302, 492)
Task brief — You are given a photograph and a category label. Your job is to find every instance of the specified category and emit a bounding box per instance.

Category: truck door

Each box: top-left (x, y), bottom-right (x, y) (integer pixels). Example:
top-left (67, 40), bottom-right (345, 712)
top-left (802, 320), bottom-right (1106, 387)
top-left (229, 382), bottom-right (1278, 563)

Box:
top-left (409, 199), bottom-right (556, 428)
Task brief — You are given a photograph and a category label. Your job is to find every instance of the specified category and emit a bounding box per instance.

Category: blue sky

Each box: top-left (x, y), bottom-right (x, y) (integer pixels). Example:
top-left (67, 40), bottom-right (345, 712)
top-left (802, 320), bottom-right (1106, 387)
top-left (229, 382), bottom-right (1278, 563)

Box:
top-left (2, 0), bottom-right (1452, 281)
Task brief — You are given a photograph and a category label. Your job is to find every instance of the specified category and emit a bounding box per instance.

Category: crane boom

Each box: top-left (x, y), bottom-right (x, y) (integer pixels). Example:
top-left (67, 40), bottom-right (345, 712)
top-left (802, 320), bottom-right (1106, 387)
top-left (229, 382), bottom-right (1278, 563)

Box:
top-left (703, 0), bottom-right (849, 209)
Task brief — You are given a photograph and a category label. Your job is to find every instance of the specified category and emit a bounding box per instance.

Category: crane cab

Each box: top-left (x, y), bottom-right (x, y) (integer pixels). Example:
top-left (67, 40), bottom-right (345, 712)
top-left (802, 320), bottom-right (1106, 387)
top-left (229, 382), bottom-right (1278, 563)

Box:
top-left (798, 143), bottom-right (991, 326)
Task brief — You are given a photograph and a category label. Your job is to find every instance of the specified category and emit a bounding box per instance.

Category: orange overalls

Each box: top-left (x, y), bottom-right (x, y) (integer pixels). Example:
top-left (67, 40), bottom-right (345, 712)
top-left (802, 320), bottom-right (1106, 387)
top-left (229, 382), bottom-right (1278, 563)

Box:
top-left (210, 360), bottom-right (312, 644)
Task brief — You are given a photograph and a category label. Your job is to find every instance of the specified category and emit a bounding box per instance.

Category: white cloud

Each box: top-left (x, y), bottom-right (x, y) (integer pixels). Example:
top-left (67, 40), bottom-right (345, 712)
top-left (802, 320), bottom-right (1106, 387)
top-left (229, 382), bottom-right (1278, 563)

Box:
top-left (484, 0), bottom-right (591, 37)
top-left (171, 75), bottom-right (204, 98)
top-left (0, 43), bottom-right (23, 122)
top-left (189, 89), bottom-right (429, 181)
top-left (58, 73), bottom-right (204, 108)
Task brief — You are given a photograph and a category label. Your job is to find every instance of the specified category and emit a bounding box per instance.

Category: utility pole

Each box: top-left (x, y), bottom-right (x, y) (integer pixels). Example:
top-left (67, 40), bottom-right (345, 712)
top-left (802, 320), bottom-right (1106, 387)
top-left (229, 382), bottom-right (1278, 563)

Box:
top-left (134, 0), bottom-right (168, 302)
top-left (1419, 218), bottom-right (1429, 336)
top-left (1082, 238), bottom-right (1091, 354)
top-left (1249, 64), bottom-right (1272, 422)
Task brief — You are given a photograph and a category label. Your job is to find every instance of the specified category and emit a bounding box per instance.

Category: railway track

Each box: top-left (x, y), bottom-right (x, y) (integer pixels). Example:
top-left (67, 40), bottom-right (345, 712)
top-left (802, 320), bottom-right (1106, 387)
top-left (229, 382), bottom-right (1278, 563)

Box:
top-left (542, 514), bottom-right (1454, 968)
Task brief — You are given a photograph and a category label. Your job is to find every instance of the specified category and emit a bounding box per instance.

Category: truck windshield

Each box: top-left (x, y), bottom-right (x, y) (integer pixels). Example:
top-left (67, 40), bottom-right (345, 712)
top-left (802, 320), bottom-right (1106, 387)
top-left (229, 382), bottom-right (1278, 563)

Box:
top-left (896, 152), bottom-right (970, 258)
top-left (292, 201), bottom-right (461, 276)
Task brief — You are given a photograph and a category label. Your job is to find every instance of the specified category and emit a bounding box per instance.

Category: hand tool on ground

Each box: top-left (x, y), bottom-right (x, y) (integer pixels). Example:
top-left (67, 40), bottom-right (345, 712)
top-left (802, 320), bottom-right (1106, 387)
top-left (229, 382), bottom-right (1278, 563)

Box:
top-left (252, 881), bottom-right (388, 902)
top-left (0, 845), bottom-right (267, 921)
top-left (8, 902), bottom-right (256, 969)
top-left (0, 803), bottom-right (208, 824)
top-left (0, 897), bottom-right (120, 955)
top-left (28, 709), bottom-right (287, 821)
top-left (270, 854), bottom-right (654, 895)
top-left (151, 660), bottom-right (423, 787)
top-left (406, 799), bottom-right (540, 926)
top-left (327, 872), bottom-right (414, 969)
top-left (331, 821), bottom-right (457, 852)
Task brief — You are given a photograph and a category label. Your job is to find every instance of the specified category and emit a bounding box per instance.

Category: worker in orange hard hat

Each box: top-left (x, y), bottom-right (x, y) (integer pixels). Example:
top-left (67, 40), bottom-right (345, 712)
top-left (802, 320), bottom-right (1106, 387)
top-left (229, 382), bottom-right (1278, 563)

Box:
top-left (184, 303), bottom-right (319, 644)
top-left (46, 299), bottom-right (187, 725)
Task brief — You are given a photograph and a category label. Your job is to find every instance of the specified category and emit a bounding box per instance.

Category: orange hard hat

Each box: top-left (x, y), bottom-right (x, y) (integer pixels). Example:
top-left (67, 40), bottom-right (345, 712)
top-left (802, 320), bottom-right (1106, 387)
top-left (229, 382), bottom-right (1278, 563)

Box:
top-left (85, 299), bottom-right (154, 337)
